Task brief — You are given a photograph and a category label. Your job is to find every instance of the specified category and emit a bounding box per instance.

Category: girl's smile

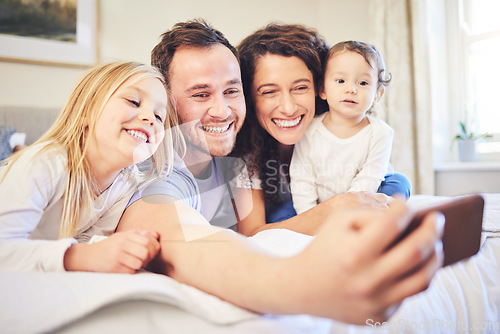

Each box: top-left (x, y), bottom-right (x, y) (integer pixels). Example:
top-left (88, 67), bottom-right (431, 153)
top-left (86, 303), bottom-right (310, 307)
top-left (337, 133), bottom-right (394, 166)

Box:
top-left (88, 75), bottom-right (167, 185)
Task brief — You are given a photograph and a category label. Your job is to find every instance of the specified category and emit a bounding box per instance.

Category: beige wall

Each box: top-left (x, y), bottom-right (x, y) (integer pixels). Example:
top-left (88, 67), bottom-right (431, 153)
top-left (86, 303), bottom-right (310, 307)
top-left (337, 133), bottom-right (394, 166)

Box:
top-left (0, 0), bottom-right (370, 109)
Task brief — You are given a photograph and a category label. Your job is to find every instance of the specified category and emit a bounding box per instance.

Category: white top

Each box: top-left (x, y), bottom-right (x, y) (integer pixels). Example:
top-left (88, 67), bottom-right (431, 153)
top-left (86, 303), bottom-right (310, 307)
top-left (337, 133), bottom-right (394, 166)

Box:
top-left (0, 142), bottom-right (139, 272)
top-left (290, 113), bottom-right (394, 214)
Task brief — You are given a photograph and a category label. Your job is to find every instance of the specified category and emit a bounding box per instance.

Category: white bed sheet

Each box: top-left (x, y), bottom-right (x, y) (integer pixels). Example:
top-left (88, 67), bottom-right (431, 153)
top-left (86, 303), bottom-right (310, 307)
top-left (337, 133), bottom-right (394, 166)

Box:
top-left (1, 194), bottom-right (499, 334)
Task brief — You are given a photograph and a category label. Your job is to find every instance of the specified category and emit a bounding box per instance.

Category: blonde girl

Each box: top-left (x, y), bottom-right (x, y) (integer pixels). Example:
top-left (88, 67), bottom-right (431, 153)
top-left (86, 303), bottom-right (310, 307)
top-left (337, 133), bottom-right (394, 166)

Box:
top-left (0, 61), bottom-right (179, 273)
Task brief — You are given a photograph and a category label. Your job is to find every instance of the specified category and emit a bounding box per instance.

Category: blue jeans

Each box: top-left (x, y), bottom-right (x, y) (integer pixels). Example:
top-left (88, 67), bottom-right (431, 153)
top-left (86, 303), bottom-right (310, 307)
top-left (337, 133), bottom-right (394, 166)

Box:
top-left (266, 172), bottom-right (412, 224)
top-left (378, 172), bottom-right (412, 199)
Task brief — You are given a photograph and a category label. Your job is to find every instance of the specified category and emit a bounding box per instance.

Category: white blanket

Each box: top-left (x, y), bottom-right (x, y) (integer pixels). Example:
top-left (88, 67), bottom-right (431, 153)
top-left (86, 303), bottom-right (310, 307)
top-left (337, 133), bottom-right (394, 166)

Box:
top-left (1, 194), bottom-right (499, 334)
top-left (0, 270), bottom-right (258, 333)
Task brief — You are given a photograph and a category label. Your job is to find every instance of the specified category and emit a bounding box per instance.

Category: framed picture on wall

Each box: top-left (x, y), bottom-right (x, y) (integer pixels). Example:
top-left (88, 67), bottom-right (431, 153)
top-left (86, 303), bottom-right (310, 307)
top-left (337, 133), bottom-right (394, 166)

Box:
top-left (0, 0), bottom-right (99, 67)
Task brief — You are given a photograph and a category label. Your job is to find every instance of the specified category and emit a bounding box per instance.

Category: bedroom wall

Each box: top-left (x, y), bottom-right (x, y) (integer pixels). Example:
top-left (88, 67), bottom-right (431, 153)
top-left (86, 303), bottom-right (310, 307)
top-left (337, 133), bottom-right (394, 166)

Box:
top-left (0, 0), bottom-right (370, 109)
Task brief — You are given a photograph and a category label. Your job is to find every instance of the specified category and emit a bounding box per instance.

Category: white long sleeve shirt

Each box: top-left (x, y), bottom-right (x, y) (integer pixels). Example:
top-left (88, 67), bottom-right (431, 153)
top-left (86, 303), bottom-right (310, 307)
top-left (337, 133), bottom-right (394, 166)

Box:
top-left (0, 142), bottom-right (138, 272)
top-left (290, 114), bottom-right (394, 214)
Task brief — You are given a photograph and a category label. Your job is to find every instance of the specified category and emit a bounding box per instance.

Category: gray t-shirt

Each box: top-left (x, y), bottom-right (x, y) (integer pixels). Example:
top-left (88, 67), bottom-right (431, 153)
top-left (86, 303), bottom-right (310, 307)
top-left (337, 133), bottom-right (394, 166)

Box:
top-left (129, 154), bottom-right (247, 230)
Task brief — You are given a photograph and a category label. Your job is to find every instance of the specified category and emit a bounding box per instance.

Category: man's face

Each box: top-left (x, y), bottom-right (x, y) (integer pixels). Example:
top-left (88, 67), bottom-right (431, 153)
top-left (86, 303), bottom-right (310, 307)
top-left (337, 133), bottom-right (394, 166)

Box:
top-left (169, 44), bottom-right (246, 158)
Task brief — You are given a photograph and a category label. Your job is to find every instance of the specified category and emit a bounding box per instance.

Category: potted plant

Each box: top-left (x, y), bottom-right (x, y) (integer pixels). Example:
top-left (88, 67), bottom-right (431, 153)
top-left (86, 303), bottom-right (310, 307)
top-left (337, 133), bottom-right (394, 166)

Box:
top-left (454, 121), bottom-right (491, 161)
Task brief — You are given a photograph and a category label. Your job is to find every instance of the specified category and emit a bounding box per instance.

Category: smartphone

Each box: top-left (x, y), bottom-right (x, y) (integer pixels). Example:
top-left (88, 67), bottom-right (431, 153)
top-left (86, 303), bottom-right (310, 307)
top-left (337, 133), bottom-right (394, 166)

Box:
top-left (394, 194), bottom-right (484, 267)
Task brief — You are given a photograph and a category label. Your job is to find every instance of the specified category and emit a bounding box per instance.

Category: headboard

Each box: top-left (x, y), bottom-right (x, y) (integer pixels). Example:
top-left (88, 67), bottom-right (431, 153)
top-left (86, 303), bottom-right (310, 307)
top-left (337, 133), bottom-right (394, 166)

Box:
top-left (0, 106), bottom-right (60, 145)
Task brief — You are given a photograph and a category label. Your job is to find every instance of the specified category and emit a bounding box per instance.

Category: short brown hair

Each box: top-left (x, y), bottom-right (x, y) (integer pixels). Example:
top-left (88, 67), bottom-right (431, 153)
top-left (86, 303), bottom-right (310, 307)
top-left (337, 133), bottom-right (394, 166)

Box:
top-left (151, 19), bottom-right (236, 88)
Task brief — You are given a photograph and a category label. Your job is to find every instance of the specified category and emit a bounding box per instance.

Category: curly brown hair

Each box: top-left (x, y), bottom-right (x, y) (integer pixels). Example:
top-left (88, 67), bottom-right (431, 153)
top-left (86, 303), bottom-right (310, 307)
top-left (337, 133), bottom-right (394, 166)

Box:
top-left (232, 23), bottom-right (330, 206)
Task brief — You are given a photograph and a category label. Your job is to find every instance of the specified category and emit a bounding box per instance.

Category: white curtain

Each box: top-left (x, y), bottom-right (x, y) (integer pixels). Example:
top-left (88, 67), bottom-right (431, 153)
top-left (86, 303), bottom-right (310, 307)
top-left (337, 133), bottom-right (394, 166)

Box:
top-left (369, 0), bottom-right (435, 194)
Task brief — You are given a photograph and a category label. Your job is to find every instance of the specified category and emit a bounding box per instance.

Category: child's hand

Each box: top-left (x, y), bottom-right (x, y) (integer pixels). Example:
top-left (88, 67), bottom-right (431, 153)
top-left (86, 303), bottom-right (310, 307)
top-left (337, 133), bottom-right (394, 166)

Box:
top-left (64, 229), bottom-right (160, 273)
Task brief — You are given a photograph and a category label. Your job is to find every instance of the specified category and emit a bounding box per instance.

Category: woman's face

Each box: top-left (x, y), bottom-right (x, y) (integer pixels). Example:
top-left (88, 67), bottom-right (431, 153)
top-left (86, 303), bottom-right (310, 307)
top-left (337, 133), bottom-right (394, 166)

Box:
top-left (252, 54), bottom-right (316, 146)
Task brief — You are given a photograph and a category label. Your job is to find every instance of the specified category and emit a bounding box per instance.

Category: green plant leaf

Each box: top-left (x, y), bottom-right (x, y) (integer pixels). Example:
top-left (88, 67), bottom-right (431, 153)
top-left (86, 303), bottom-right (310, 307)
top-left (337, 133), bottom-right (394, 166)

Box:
top-left (459, 121), bottom-right (467, 137)
top-left (454, 120), bottom-right (491, 140)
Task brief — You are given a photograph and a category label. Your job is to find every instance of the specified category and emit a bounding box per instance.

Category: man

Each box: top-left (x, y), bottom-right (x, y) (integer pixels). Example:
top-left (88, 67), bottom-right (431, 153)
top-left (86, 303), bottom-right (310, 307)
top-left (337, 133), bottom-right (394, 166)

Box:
top-left (117, 19), bottom-right (442, 324)
top-left (128, 20), bottom-right (248, 231)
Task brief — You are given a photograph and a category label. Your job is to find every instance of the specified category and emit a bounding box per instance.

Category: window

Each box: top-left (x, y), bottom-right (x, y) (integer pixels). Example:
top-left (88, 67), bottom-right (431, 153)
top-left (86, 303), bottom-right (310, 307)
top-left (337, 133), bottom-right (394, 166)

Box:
top-left (441, 0), bottom-right (500, 160)
top-left (460, 0), bottom-right (500, 136)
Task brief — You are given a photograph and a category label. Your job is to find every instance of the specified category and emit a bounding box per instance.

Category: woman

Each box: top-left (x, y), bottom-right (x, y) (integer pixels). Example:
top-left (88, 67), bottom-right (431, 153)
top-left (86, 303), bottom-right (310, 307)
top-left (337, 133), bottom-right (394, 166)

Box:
top-left (233, 23), bottom-right (410, 236)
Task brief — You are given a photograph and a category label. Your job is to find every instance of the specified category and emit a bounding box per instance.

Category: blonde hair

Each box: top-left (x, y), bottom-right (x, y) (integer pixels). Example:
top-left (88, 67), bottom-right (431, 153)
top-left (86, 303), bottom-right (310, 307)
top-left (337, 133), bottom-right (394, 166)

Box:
top-left (1, 61), bottom-right (182, 238)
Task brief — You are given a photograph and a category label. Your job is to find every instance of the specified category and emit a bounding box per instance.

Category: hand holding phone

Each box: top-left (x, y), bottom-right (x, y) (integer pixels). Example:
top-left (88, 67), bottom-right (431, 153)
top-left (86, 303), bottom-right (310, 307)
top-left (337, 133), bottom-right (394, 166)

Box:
top-left (394, 194), bottom-right (484, 267)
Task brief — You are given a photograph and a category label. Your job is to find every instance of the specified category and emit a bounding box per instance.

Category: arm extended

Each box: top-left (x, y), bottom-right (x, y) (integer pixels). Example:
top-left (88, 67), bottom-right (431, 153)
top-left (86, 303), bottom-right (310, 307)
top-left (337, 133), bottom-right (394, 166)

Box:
top-left (116, 195), bottom-right (443, 324)
top-left (236, 187), bottom-right (390, 236)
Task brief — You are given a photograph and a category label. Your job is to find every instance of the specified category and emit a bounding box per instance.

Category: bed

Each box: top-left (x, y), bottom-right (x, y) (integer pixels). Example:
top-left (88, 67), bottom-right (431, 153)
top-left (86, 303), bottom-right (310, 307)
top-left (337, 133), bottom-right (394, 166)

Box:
top-left (1, 107), bottom-right (499, 333)
top-left (1, 193), bottom-right (500, 334)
